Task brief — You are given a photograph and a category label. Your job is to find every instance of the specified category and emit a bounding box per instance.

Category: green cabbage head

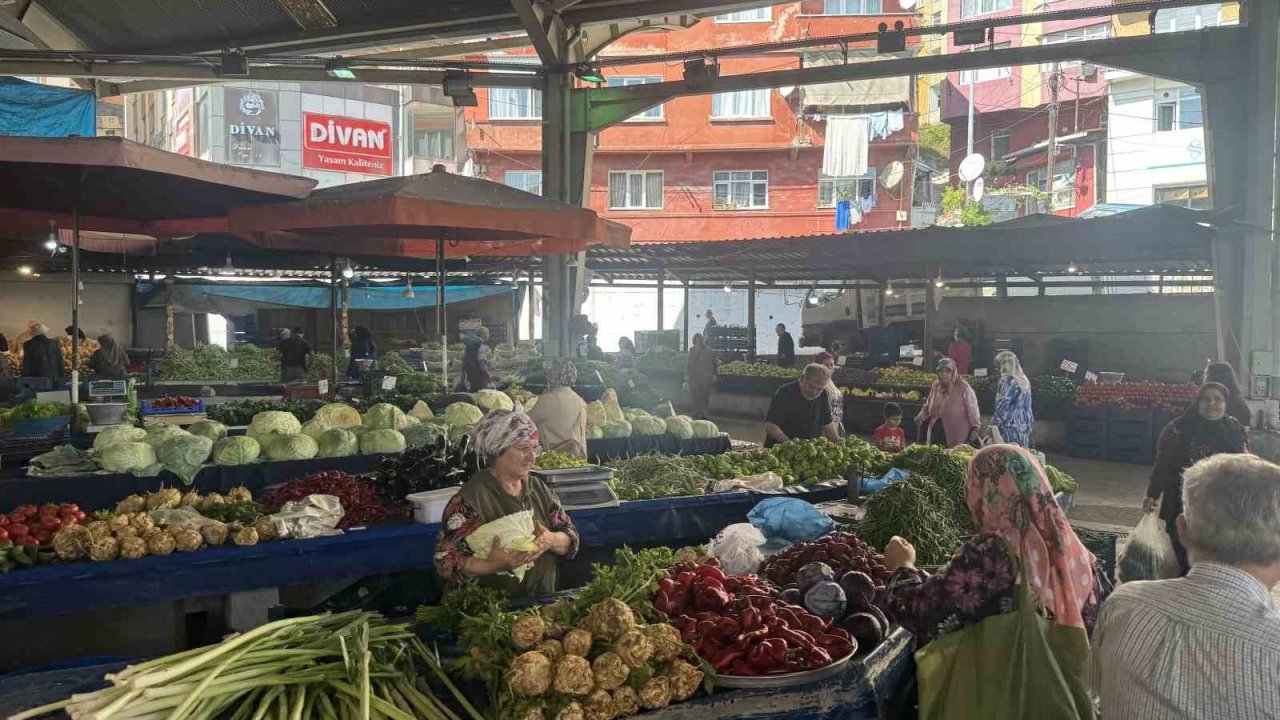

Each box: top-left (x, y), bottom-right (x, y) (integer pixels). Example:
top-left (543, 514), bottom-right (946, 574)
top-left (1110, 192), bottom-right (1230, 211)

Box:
top-left (313, 403), bottom-right (362, 429)
top-left (300, 418), bottom-right (332, 441)
top-left (691, 419), bottom-right (719, 438)
top-left (631, 414), bottom-right (667, 436)
top-left (443, 402), bottom-right (483, 428)
top-left (363, 403), bottom-right (411, 431)
top-left (316, 428), bottom-right (359, 458)
top-left (665, 416), bottom-right (694, 440)
top-left (585, 423), bottom-right (604, 440)
top-left (93, 424), bottom-right (147, 451)
top-left (247, 411), bottom-right (302, 443)
top-left (187, 420), bottom-right (227, 443)
top-left (262, 433), bottom-right (319, 461)
top-left (213, 436), bottom-right (261, 466)
top-left (144, 425), bottom-right (190, 450)
top-left (403, 423), bottom-right (445, 449)
top-left (360, 428), bottom-right (406, 455)
top-left (158, 434), bottom-right (214, 484)
top-left (475, 389), bottom-right (514, 413)
top-left (99, 441), bottom-right (157, 474)
top-left (602, 420), bottom-right (632, 438)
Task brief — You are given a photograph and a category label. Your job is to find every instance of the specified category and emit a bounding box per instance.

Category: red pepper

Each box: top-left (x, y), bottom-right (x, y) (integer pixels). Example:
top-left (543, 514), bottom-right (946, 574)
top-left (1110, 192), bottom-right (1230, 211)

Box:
top-left (694, 564), bottom-right (726, 582)
top-left (675, 571), bottom-right (696, 588)
top-left (805, 646), bottom-right (833, 668)
top-left (658, 577), bottom-right (677, 595)
top-left (748, 637), bottom-right (788, 667)
top-left (712, 616), bottom-right (742, 641)
top-left (733, 627), bottom-right (768, 650)
top-left (694, 584), bottom-right (733, 613)
top-left (741, 606), bottom-right (763, 632)
top-left (728, 658), bottom-right (760, 675)
top-left (712, 647), bottom-right (747, 672)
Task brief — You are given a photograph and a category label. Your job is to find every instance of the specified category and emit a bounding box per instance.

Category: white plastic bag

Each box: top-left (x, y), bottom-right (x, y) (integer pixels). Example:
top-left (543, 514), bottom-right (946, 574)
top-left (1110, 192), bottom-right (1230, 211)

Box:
top-left (712, 471), bottom-right (784, 494)
top-left (269, 494), bottom-right (345, 539)
top-left (710, 522), bottom-right (768, 576)
top-left (1117, 513), bottom-right (1179, 583)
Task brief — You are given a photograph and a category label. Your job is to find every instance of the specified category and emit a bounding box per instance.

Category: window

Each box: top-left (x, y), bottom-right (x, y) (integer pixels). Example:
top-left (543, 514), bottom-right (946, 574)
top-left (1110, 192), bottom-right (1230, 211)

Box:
top-left (961, 0), bottom-right (1012, 19)
top-left (991, 132), bottom-right (1010, 160)
top-left (609, 171), bottom-right (663, 209)
top-left (959, 44), bottom-right (1011, 84)
top-left (714, 7), bottom-right (769, 22)
top-left (713, 170), bottom-right (768, 209)
top-left (821, 0), bottom-right (883, 15)
top-left (818, 168), bottom-right (876, 208)
top-left (912, 166), bottom-right (938, 208)
top-left (1155, 5), bottom-right (1221, 33)
top-left (711, 89), bottom-right (770, 119)
top-left (1155, 184), bottom-right (1211, 210)
top-left (1155, 87), bottom-right (1202, 132)
top-left (606, 77), bottom-right (663, 119)
top-left (930, 11), bottom-right (942, 26)
top-left (1040, 24), bottom-right (1112, 70)
top-left (1026, 152), bottom-right (1076, 210)
top-left (413, 129), bottom-right (453, 159)
top-left (489, 87), bottom-right (541, 119)
top-left (504, 170), bottom-right (543, 195)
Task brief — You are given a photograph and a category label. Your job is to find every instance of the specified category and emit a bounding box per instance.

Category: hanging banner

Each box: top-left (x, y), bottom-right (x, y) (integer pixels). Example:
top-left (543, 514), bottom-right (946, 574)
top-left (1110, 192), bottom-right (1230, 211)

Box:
top-left (224, 88), bottom-right (280, 167)
top-left (302, 112), bottom-right (393, 176)
top-left (0, 76), bottom-right (95, 137)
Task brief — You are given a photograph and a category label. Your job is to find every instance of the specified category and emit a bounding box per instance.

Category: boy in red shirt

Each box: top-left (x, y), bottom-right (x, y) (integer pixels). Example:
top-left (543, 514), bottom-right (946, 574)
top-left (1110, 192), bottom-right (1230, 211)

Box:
top-left (873, 402), bottom-right (907, 453)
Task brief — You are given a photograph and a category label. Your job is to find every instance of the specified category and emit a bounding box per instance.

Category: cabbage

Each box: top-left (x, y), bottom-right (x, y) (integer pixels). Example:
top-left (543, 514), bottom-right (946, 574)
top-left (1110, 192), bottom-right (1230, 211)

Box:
top-left (475, 389), bottom-right (514, 413)
top-left (677, 415), bottom-right (694, 425)
top-left (99, 441), bottom-right (157, 474)
top-left (653, 401), bottom-right (676, 419)
top-left (602, 420), bottom-right (632, 438)
top-left (247, 411), bottom-right (302, 443)
top-left (601, 389), bottom-right (625, 423)
top-left (212, 436), bottom-right (261, 466)
top-left (360, 428), bottom-right (406, 455)
top-left (316, 428), bottom-right (359, 458)
top-left (158, 434), bottom-right (214, 484)
top-left (586, 400), bottom-right (608, 426)
top-left (523, 396), bottom-right (538, 413)
top-left (262, 433), bottom-right (319, 461)
top-left (300, 418), bottom-right (332, 441)
top-left (665, 416), bottom-right (694, 440)
top-left (313, 403), bottom-right (362, 429)
top-left (623, 408), bottom-right (647, 421)
top-left (144, 425), bottom-right (189, 450)
top-left (630, 414), bottom-right (667, 436)
top-left (465, 510), bottom-right (539, 581)
top-left (403, 422), bottom-right (446, 449)
top-left (408, 400), bottom-right (434, 421)
top-left (363, 403), bottom-right (412, 431)
top-left (94, 424), bottom-right (147, 451)
top-left (187, 420), bottom-right (227, 443)
top-left (443, 402), bottom-right (483, 428)
top-left (691, 419), bottom-right (719, 438)
top-left (585, 423), bottom-right (604, 440)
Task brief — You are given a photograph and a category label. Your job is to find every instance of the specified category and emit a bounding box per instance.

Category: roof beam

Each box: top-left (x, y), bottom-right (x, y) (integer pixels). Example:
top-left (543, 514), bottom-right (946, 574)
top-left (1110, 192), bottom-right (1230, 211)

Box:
top-left (353, 35), bottom-right (531, 61)
top-left (510, 0), bottom-right (563, 65)
top-left (563, 0), bottom-right (767, 25)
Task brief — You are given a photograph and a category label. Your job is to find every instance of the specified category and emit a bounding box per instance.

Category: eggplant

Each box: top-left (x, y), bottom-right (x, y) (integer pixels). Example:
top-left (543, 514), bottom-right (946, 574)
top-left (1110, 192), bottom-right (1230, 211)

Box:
top-left (804, 581), bottom-right (847, 619)
top-left (796, 561), bottom-right (835, 594)
top-left (839, 612), bottom-right (884, 653)
top-left (838, 571), bottom-right (876, 606)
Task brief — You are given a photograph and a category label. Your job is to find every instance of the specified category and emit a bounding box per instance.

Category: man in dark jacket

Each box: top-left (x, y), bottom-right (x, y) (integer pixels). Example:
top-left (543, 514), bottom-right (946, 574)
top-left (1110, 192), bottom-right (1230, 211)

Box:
top-left (22, 324), bottom-right (63, 378)
top-left (775, 323), bottom-right (796, 368)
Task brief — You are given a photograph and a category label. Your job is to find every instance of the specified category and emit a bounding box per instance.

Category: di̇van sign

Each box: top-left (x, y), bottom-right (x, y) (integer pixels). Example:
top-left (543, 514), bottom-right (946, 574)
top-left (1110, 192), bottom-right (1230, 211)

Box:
top-left (225, 88), bottom-right (279, 167)
top-left (302, 112), bottom-right (393, 176)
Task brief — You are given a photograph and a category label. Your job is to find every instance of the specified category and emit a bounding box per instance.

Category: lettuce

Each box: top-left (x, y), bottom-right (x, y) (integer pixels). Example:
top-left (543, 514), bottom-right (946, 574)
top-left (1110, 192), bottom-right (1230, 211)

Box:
top-left (212, 436), bottom-right (261, 466)
top-left (158, 434), bottom-right (214, 484)
top-left (316, 428), bottom-right (359, 458)
top-left (313, 403), bottom-right (362, 429)
top-left (93, 424), bottom-right (147, 451)
top-left (187, 420), bottom-right (227, 443)
top-left (262, 433), bottom-right (319, 461)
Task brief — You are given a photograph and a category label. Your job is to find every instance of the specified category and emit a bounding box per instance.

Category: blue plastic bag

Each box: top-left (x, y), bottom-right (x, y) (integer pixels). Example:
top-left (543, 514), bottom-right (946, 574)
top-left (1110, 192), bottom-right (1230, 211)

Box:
top-left (860, 467), bottom-right (909, 496)
top-left (747, 497), bottom-right (835, 542)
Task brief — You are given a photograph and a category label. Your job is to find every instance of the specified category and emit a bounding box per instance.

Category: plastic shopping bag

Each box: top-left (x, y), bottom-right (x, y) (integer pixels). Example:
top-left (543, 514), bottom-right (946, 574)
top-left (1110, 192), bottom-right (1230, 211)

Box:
top-left (710, 523), bottom-right (768, 576)
top-left (746, 497), bottom-right (834, 542)
top-left (1117, 512), bottom-right (1179, 583)
top-left (712, 471), bottom-right (784, 493)
top-left (915, 552), bottom-right (1093, 720)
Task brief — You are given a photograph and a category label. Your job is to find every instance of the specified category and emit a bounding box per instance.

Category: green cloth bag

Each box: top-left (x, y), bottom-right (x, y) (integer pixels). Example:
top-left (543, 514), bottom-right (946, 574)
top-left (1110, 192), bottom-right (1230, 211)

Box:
top-left (914, 553), bottom-right (1094, 720)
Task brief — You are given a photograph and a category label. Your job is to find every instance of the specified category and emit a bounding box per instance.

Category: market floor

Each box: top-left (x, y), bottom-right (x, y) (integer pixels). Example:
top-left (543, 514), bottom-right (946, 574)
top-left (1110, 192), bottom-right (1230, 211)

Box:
top-left (711, 416), bottom-right (1148, 532)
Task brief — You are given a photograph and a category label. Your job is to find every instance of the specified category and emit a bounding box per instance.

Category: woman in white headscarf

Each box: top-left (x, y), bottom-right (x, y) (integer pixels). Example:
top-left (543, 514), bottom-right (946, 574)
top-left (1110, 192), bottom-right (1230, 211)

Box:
top-left (992, 350), bottom-right (1034, 447)
top-left (434, 409), bottom-right (579, 597)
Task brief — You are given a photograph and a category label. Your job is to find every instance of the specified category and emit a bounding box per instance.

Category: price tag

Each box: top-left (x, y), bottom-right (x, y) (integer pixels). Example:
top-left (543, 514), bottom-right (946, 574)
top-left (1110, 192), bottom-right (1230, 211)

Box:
top-left (1060, 359), bottom-right (1079, 373)
top-left (1084, 371), bottom-right (1098, 382)
top-left (381, 375), bottom-right (397, 391)
top-left (317, 380), bottom-right (329, 395)
top-left (974, 368), bottom-right (988, 377)
top-left (899, 344), bottom-right (913, 358)
top-left (836, 356), bottom-right (846, 367)
top-left (229, 358), bottom-right (239, 369)
top-left (912, 356), bottom-right (924, 367)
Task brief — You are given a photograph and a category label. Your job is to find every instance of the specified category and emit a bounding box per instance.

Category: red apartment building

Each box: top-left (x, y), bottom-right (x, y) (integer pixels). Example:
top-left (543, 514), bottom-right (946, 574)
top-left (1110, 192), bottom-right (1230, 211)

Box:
top-left (466, 1), bottom-right (923, 243)
top-left (939, 0), bottom-right (1110, 217)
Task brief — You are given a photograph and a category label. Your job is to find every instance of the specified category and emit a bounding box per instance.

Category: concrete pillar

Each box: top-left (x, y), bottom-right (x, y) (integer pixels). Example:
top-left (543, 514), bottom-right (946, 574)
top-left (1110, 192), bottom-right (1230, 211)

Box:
top-left (924, 268), bottom-right (937, 372)
top-left (682, 285), bottom-right (690, 351)
top-left (657, 268), bottom-right (665, 335)
top-left (747, 278), bottom-right (757, 363)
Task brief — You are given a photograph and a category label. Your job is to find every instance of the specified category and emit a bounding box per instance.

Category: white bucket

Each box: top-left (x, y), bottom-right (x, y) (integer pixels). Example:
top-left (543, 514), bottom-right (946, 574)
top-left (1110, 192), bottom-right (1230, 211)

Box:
top-left (407, 486), bottom-right (462, 524)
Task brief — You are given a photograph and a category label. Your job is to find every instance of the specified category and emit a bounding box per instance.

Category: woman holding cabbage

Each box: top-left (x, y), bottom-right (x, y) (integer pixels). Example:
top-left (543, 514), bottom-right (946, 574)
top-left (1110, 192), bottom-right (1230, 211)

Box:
top-left (435, 410), bottom-right (579, 597)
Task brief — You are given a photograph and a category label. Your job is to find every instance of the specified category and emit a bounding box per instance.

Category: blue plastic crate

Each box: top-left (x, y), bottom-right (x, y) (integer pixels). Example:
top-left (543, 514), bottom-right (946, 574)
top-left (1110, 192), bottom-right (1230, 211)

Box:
top-left (139, 398), bottom-right (204, 415)
top-left (8, 416), bottom-right (70, 437)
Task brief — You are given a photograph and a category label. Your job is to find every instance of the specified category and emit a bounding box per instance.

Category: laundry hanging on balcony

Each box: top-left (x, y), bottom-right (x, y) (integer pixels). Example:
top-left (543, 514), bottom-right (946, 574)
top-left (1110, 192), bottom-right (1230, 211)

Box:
top-left (823, 115), bottom-right (869, 177)
top-left (865, 109), bottom-right (905, 141)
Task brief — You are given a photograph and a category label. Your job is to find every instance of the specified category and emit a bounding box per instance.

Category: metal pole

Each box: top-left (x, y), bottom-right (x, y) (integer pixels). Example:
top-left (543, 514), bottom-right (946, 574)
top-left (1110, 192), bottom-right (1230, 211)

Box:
top-left (923, 265), bottom-right (936, 372)
top-left (330, 256), bottom-right (339, 392)
top-left (70, 199), bottom-right (80, 403)
top-left (965, 58), bottom-right (975, 158)
top-left (528, 279), bottom-right (536, 346)
top-left (436, 232), bottom-right (447, 389)
top-left (747, 277), bottom-right (756, 363)
top-left (1045, 64), bottom-right (1061, 213)
top-left (682, 284), bottom-right (690, 351)
top-left (656, 266), bottom-right (665, 334)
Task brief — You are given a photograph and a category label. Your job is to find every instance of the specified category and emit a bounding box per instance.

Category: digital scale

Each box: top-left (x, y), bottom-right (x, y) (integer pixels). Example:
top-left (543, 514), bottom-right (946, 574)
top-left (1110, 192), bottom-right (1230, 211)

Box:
top-left (85, 380), bottom-right (129, 430)
top-left (533, 466), bottom-right (620, 510)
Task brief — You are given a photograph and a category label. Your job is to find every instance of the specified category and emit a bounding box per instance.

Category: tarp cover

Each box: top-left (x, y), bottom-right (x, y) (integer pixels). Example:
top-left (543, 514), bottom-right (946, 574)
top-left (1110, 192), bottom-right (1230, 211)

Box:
top-left (0, 77), bottom-right (95, 138)
top-left (799, 51), bottom-right (913, 109)
top-left (150, 282), bottom-right (512, 314)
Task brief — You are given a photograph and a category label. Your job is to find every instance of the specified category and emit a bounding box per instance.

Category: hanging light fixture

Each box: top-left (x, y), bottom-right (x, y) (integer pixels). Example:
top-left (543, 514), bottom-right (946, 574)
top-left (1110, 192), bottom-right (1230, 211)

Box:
top-left (220, 252), bottom-right (235, 275)
top-left (723, 283), bottom-right (732, 293)
top-left (341, 259), bottom-right (355, 279)
top-left (934, 272), bottom-right (945, 289)
top-left (43, 221), bottom-right (58, 252)
top-left (17, 265), bottom-right (33, 276)
top-left (1067, 261), bottom-right (1078, 274)
top-left (884, 281), bottom-right (894, 297)
top-left (402, 276), bottom-right (416, 299)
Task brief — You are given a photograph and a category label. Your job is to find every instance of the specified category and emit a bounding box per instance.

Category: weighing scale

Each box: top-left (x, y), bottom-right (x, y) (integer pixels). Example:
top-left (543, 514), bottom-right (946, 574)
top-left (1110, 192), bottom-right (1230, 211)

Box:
top-left (85, 380), bottom-right (129, 431)
top-left (533, 466), bottom-right (620, 510)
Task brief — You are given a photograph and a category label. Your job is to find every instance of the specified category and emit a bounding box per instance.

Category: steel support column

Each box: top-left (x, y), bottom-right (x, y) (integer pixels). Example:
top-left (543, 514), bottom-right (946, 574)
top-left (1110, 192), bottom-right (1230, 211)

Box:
top-left (747, 278), bottom-right (756, 363)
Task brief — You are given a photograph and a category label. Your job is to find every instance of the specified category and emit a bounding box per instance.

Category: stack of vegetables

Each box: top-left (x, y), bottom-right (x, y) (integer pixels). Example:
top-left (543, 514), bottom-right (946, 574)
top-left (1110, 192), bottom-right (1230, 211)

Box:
top-left (157, 343), bottom-right (333, 383)
top-left (9, 611), bottom-right (482, 720)
top-left (534, 451), bottom-right (589, 470)
top-left (1075, 380), bottom-right (1198, 412)
top-left (585, 392), bottom-right (719, 441)
top-left (0, 399), bottom-right (73, 435)
top-left (0, 502), bottom-right (84, 571)
top-left (370, 432), bottom-right (481, 508)
top-left (609, 455), bottom-right (710, 501)
top-left (716, 362), bottom-right (802, 379)
top-left (261, 470), bottom-right (390, 528)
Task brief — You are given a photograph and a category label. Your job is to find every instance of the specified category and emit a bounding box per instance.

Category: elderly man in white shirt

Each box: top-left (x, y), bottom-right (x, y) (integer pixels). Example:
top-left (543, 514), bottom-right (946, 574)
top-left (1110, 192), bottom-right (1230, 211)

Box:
top-left (1092, 453), bottom-right (1280, 719)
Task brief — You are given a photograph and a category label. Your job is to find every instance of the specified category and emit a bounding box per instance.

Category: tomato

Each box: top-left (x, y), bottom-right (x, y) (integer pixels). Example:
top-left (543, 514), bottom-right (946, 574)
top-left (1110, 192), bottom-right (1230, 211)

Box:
top-left (0, 528), bottom-right (8, 542)
top-left (15, 536), bottom-right (37, 546)
top-left (61, 503), bottom-right (80, 513)
top-left (7, 523), bottom-right (28, 537)
top-left (74, 511), bottom-right (86, 521)
top-left (39, 516), bottom-right (62, 531)
top-left (39, 503), bottom-right (59, 515)
top-left (31, 529), bottom-right (50, 544)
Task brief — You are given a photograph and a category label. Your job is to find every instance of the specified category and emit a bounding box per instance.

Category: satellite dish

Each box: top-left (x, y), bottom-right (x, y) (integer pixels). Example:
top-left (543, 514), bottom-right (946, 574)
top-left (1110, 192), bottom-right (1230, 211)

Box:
top-left (898, 0), bottom-right (918, 8)
top-left (972, 177), bottom-right (985, 202)
top-left (880, 160), bottom-right (904, 189)
top-left (958, 153), bottom-right (986, 183)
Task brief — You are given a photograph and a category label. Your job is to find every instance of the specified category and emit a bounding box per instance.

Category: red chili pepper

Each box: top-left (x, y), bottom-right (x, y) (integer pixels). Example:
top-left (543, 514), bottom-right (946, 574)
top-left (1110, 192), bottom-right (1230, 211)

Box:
top-left (733, 627), bottom-right (768, 650)
top-left (694, 584), bottom-right (732, 613)
top-left (741, 606), bottom-right (762, 632)
top-left (658, 577), bottom-right (676, 595)
top-left (694, 564), bottom-right (727, 582)
top-left (728, 658), bottom-right (760, 676)
top-left (712, 648), bottom-right (747, 672)
top-left (712, 616), bottom-right (742, 641)
top-left (806, 647), bottom-right (833, 668)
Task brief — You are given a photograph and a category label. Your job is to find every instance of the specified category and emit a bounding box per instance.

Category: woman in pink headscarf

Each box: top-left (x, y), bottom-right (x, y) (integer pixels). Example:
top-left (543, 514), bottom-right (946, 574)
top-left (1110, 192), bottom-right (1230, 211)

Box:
top-left (883, 445), bottom-right (1106, 644)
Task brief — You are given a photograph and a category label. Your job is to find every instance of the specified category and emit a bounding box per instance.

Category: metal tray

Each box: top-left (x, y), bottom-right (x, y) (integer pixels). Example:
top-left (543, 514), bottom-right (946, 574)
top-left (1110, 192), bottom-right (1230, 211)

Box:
top-left (533, 466), bottom-right (615, 485)
top-left (712, 647), bottom-right (856, 689)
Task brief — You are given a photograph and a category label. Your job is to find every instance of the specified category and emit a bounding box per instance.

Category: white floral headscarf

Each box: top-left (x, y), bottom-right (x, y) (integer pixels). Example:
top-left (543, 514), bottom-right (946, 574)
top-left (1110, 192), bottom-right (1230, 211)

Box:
top-left (473, 409), bottom-right (539, 460)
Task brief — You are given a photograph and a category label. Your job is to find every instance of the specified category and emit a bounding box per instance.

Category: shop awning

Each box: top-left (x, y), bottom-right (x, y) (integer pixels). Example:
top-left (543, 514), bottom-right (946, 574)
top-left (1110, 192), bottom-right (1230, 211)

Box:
top-left (143, 282), bottom-right (512, 315)
top-left (229, 165), bottom-right (632, 258)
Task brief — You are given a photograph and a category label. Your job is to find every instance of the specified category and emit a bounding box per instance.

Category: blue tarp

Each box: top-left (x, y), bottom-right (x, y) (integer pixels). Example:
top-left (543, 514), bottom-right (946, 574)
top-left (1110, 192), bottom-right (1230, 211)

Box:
top-left (0, 77), bottom-right (95, 138)
top-left (176, 283), bottom-right (512, 311)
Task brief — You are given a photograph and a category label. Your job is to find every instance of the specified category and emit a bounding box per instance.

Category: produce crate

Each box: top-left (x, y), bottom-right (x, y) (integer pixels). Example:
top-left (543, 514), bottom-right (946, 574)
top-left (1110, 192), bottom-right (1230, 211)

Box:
top-left (7, 416), bottom-right (70, 437)
top-left (1065, 405), bottom-right (1107, 459)
top-left (139, 397), bottom-right (205, 416)
top-left (1106, 408), bottom-right (1155, 465)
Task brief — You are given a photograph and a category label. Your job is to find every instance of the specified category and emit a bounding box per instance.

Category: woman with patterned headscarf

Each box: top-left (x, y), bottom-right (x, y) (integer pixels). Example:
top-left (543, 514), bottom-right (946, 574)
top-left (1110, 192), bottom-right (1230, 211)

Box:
top-left (992, 350), bottom-right (1034, 447)
top-left (435, 409), bottom-right (579, 597)
top-left (915, 357), bottom-right (980, 448)
top-left (882, 445), bottom-right (1107, 645)
top-left (527, 358), bottom-right (589, 459)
